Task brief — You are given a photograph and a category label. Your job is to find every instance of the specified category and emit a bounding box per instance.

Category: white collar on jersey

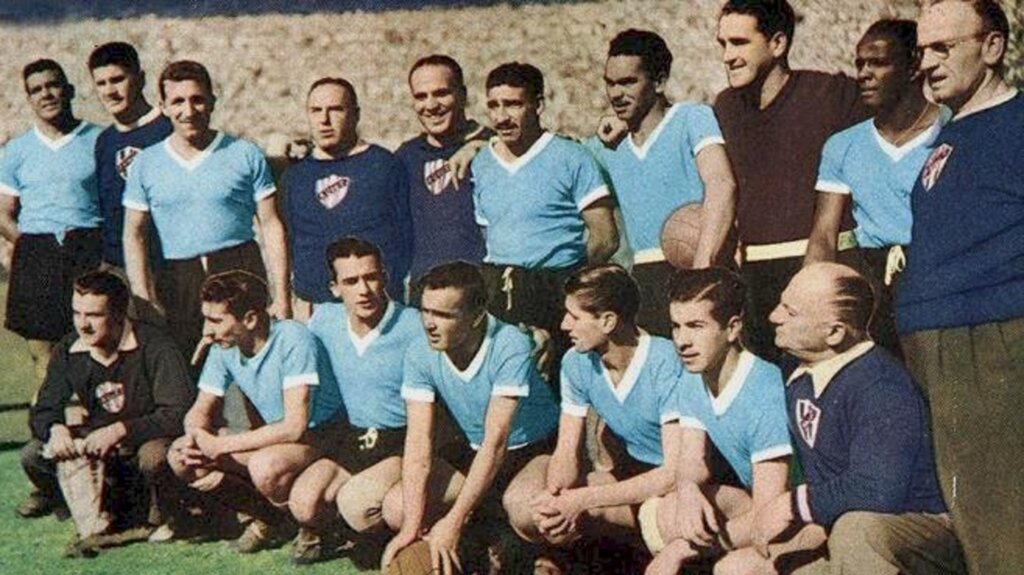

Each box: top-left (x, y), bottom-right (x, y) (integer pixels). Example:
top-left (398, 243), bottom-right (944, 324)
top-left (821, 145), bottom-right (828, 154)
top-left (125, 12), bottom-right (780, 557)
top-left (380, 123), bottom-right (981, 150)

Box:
top-left (601, 332), bottom-right (651, 404)
top-left (705, 349), bottom-right (755, 416)
top-left (488, 130), bottom-right (554, 175)
top-left (871, 106), bottom-right (951, 162)
top-left (346, 300), bottom-right (394, 357)
top-left (444, 314), bottom-right (494, 383)
top-left (33, 120), bottom-right (87, 152)
top-left (627, 103), bottom-right (680, 160)
top-left (164, 131), bottom-right (224, 172)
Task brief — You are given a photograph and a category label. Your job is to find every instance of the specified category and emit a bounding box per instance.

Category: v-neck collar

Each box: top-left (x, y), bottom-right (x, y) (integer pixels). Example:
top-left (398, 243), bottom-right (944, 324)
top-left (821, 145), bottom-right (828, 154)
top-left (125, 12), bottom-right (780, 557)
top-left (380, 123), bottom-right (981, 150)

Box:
top-left (444, 315), bottom-right (494, 382)
top-left (601, 332), bottom-right (651, 404)
top-left (706, 350), bottom-right (755, 416)
top-left (489, 131), bottom-right (553, 175)
top-left (627, 104), bottom-right (679, 160)
top-left (871, 109), bottom-right (947, 162)
top-left (347, 301), bottom-right (394, 357)
top-left (165, 131), bottom-right (223, 171)
top-left (33, 121), bottom-right (86, 152)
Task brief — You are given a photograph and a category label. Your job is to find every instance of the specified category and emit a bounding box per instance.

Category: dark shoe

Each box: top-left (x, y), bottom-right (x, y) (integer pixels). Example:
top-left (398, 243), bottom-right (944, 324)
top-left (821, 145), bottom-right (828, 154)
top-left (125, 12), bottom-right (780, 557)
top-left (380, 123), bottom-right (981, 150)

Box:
top-left (15, 492), bottom-right (59, 519)
top-left (231, 519), bottom-right (295, 554)
top-left (64, 535), bottom-right (101, 559)
top-left (53, 505), bottom-right (71, 522)
top-left (290, 527), bottom-right (353, 565)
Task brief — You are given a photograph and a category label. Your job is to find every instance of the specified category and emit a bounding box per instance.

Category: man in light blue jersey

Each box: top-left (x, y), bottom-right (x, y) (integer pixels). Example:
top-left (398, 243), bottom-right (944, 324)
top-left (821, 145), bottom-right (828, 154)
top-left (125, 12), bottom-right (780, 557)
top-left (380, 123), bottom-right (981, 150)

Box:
top-left (122, 60), bottom-right (291, 362)
top-left (502, 264), bottom-right (683, 573)
top-left (472, 62), bottom-right (619, 370)
top-left (639, 268), bottom-right (793, 574)
top-left (287, 237), bottom-right (422, 564)
top-left (805, 20), bottom-right (946, 357)
top-left (166, 271), bottom-right (343, 553)
top-left (590, 30), bottom-right (737, 336)
top-left (381, 262), bottom-right (559, 575)
top-left (0, 59), bottom-right (103, 390)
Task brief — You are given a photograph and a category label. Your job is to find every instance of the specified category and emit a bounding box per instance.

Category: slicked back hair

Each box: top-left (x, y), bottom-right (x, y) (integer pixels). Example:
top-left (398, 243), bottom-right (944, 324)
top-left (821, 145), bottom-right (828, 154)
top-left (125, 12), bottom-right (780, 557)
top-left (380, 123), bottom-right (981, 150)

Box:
top-left (200, 270), bottom-right (269, 321)
top-left (23, 59), bottom-right (67, 91)
top-left (325, 236), bottom-right (384, 280)
top-left (668, 267), bottom-right (747, 327)
top-left (564, 263), bottom-right (640, 324)
top-left (158, 60), bottom-right (213, 101)
top-left (829, 270), bottom-right (876, 338)
top-left (307, 76), bottom-right (359, 108)
top-left (409, 54), bottom-right (465, 90)
top-left (417, 261), bottom-right (488, 316)
top-left (73, 270), bottom-right (131, 321)
top-left (608, 29), bottom-right (673, 82)
top-left (88, 42), bottom-right (142, 74)
top-left (486, 62), bottom-right (545, 103)
top-left (720, 0), bottom-right (797, 57)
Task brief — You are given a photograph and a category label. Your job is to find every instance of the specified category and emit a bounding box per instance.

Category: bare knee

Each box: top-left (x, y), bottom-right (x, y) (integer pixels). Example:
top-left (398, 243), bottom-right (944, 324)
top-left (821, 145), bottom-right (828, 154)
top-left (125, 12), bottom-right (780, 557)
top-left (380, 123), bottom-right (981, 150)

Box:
top-left (713, 548), bottom-right (770, 575)
top-left (137, 438), bottom-right (172, 479)
top-left (247, 451), bottom-right (298, 502)
top-left (380, 484), bottom-right (404, 532)
top-left (289, 472), bottom-right (330, 526)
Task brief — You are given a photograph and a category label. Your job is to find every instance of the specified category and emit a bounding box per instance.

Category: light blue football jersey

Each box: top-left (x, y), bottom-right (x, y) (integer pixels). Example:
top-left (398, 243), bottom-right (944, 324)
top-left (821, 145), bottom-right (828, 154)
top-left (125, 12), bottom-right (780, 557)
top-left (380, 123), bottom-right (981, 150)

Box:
top-left (0, 122), bottom-right (102, 237)
top-left (198, 320), bottom-right (343, 428)
top-left (471, 132), bottom-right (609, 268)
top-left (122, 132), bottom-right (276, 259)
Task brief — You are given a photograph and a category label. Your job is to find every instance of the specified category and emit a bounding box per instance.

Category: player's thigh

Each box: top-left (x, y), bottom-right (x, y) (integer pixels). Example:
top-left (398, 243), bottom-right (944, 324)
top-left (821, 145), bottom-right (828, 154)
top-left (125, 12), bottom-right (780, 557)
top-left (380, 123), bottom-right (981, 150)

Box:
top-left (247, 442), bottom-right (320, 481)
top-left (502, 454), bottom-right (550, 510)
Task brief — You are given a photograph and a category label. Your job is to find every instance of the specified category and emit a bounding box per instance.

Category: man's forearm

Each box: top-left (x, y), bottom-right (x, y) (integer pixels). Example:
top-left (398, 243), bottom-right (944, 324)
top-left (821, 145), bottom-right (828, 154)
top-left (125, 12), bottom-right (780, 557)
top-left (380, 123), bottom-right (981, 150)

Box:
top-left (572, 465), bottom-right (675, 511)
top-left (447, 441), bottom-right (507, 525)
top-left (694, 179), bottom-right (735, 268)
top-left (260, 218), bottom-right (291, 305)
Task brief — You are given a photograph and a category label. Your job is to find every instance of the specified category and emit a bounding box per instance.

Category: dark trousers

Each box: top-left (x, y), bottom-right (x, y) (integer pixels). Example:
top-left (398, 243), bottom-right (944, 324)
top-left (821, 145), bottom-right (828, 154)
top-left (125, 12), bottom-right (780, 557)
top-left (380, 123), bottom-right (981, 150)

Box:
top-left (21, 436), bottom-right (179, 526)
top-left (632, 261), bottom-right (675, 338)
top-left (857, 247), bottom-right (904, 360)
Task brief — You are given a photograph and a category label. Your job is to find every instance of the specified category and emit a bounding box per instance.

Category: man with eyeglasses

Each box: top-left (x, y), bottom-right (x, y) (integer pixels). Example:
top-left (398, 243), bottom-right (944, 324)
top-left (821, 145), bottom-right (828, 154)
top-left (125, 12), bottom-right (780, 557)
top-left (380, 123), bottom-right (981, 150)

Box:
top-left (897, 1), bottom-right (1022, 573)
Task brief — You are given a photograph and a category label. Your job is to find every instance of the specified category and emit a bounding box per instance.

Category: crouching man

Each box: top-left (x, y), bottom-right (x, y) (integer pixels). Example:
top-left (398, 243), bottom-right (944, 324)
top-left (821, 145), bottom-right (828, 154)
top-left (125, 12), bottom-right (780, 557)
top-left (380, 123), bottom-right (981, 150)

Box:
top-left (21, 270), bottom-right (194, 554)
top-left (166, 270), bottom-right (343, 553)
top-left (716, 263), bottom-right (966, 574)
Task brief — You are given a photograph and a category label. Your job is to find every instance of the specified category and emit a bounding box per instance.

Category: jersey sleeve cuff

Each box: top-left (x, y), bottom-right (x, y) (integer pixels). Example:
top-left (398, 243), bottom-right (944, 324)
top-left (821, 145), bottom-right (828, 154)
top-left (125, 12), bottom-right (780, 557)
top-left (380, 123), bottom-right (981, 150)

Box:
top-left (254, 185), bottom-right (277, 201)
top-left (492, 383), bottom-right (529, 397)
top-left (401, 385), bottom-right (435, 403)
top-left (197, 383), bottom-right (226, 397)
top-left (561, 401), bottom-right (588, 418)
top-left (816, 180), bottom-right (851, 195)
top-left (660, 410), bottom-right (681, 424)
top-left (0, 182), bottom-right (20, 197)
top-left (795, 484), bottom-right (813, 523)
top-left (122, 199), bottom-right (151, 212)
top-left (283, 372), bottom-right (319, 390)
top-left (577, 185), bottom-right (610, 211)
top-left (679, 416), bottom-right (707, 431)
top-left (693, 135), bottom-right (725, 156)
top-left (751, 443), bottom-right (793, 463)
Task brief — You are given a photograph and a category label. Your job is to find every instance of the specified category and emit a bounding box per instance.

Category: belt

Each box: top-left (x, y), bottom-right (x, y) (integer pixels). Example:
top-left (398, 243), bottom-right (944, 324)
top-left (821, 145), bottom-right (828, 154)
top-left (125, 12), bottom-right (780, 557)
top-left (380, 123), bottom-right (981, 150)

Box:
top-left (744, 230), bottom-right (858, 262)
top-left (633, 248), bottom-right (666, 265)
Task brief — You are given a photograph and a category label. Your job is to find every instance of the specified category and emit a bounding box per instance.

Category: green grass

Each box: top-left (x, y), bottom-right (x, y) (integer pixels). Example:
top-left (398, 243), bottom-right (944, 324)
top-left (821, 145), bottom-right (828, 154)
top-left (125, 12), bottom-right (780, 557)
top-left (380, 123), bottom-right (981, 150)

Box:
top-left (0, 281), bottom-right (373, 573)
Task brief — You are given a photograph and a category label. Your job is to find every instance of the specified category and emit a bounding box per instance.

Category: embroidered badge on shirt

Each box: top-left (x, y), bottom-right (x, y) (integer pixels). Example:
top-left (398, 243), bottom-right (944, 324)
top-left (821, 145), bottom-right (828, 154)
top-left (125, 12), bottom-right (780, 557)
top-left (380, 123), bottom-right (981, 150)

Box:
top-left (423, 159), bottom-right (453, 195)
top-left (796, 399), bottom-right (821, 448)
top-left (315, 174), bottom-right (351, 209)
top-left (115, 146), bottom-right (142, 180)
top-left (96, 381), bottom-right (125, 414)
top-left (921, 143), bottom-right (953, 191)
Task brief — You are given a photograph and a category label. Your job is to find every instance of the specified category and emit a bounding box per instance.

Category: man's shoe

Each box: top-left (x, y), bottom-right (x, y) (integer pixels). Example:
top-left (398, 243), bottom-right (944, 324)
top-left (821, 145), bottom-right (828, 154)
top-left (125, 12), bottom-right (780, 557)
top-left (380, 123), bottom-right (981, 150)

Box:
top-left (290, 527), bottom-right (351, 565)
top-left (231, 519), bottom-right (294, 554)
top-left (15, 492), bottom-right (59, 519)
top-left (148, 522), bottom-right (177, 543)
top-left (63, 535), bottom-right (101, 559)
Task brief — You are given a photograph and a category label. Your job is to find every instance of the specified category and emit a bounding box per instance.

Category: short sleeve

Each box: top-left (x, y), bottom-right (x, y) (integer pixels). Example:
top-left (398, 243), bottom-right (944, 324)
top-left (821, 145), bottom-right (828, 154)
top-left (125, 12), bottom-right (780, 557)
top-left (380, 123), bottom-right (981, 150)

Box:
top-left (248, 143), bottom-right (277, 201)
top-left (685, 105), bottom-right (726, 156)
top-left (677, 371), bottom-right (707, 431)
top-left (401, 341), bottom-right (437, 402)
top-left (571, 145), bottom-right (611, 211)
top-left (0, 141), bottom-right (21, 197)
top-left (815, 134), bottom-right (851, 195)
top-left (489, 329), bottom-right (534, 398)
top-left (280, 326), bottom-right (321, 390)
top-left (197, 347), bottom-right (232, 397)
top-left (122, 152), bottom-right (150, 211)
top-left (559, 352), bottom-right (590, 418)
top-left (471, 161), bottom-right (488, 226)
top-left (748, 377), bottom-right (794, 463)
top-left (656, 356), bottom-right (683, 424)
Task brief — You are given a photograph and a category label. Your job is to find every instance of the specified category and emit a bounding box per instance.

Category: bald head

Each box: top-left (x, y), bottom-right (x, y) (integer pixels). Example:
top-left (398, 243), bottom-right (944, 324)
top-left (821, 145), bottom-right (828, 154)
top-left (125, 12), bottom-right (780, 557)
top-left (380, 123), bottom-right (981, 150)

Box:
top-left (798, 263), bottom-right (875, 333)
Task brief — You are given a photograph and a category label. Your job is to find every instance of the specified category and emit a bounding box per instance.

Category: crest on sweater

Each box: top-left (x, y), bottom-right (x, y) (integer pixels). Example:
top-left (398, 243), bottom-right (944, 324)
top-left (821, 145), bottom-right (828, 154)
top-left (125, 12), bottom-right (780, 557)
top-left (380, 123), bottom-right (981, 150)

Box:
top-left (95, 381), bottom-right (125, 414)
top-left (423, 159), bottom-right (453, 195)
top-left (921, 143), bottom-right (953, 191)
top-left (315, 174), bottom-right (350, 209)
top-left (796, 399), bottom-right (821, 448)
top-left (115, 146), bottom-right (142, 180)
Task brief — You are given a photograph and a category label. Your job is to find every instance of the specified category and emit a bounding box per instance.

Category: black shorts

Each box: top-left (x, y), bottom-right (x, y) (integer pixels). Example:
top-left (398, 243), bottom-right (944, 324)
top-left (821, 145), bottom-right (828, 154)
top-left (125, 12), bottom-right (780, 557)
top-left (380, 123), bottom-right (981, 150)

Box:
top-left (321, 422), bottom-right (406, 474)
top-left (439, 434), bottom-right (557, 497)
top-left (5, 229), bottom-right (102, 341)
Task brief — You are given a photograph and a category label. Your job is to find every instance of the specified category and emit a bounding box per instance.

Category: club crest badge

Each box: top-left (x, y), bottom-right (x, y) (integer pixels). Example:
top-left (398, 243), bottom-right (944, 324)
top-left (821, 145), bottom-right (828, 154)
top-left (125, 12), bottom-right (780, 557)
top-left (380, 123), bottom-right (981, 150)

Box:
top-left (796, 399), bottom-right (821, 448)
top-left (921, 143), bottom-right (953, 192)
top-left (315, 174), bottom-right (350, 209)
top-left (423, 159), bottom-right (453, 195)
top-left (96, 381), bottom-right (125, 414)
top-left (115, 146), bottom-right (142, 180)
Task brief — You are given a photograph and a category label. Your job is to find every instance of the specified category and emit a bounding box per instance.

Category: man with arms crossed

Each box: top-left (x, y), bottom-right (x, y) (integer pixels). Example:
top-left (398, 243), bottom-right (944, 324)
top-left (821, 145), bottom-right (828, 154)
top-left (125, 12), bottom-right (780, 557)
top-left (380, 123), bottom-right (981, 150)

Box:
top-left (590, 30), bottom-right (736, 336)
top-left (282, 78), bottom-right (411, 314)
top-left (713, 0), bottom-right (866, 361)
top-left (0, 59), bottom-right (103, 388)
top-left (88, 42), bottom-right (172, 273)
top-left (640, 267), bottom-right (792, 574)
top-left (396, 55), bottom-right (487, 286)
top-left (805, 20), bottom-right (946, 357)
top-left (167, 271), bottom-right (343, 553)
top-left (715, 263), bottom-right (965, 574)
top-left (381, 262), bottom-right (560, 575)
top-left (287, 237), bottom-right (423, 564)
top-left (123, 60), bottom-right (291, 361)
top-left (20, 271), bottom-right (193, 541)
top-left (898, 1), bottom-right (1024, 571)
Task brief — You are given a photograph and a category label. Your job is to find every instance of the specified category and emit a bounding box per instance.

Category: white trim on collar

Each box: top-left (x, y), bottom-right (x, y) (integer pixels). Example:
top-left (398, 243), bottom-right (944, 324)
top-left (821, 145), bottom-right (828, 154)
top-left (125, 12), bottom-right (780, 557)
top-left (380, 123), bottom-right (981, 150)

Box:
top-left (164, 131), bottom-right (224, 172)
top-left (602, 332), bottom-right (651, 404)
top-left (952, 88), bottom-right (1018, 122)
top-left (444, 315), bottom-right (494, 382)
top-left (347, 300), bottom-right (394, 357)
top-left (707, 350), bottom-right (755, 416)
top-left (488, 131), bottom-right (554, 175)
top-left (68, 320), bottom-right (139, 367)
top-left (33, 121), bottom-right (87, 152)
top-left (871, 109), bottom-right (947, 162)
top-left (627, 103), bottom-right (679, 161)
